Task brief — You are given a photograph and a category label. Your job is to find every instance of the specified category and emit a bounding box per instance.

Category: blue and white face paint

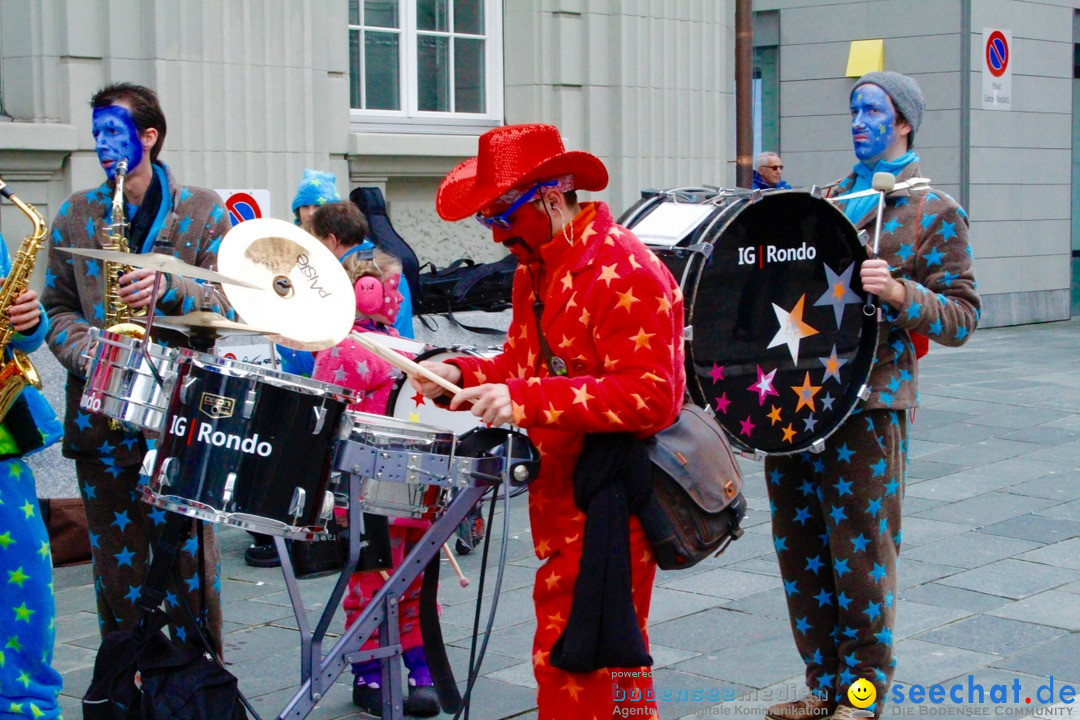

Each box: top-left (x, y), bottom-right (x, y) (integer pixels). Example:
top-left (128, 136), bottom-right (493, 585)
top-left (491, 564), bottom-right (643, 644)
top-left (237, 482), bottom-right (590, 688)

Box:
top-left (850, 84), bottom-right (897, 163)
top-left (92, 104), bottom-right (143, 179)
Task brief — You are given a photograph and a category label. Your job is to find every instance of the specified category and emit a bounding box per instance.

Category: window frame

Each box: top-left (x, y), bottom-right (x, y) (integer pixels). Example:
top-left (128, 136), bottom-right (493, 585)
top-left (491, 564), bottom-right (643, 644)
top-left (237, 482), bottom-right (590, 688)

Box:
top-left (349, 0), bottom-right (504, 133)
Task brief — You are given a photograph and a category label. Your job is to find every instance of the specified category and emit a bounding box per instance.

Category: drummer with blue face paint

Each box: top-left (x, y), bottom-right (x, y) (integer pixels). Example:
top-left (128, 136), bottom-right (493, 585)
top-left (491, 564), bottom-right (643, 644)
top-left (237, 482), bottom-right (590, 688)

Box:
top-left (763, 72), bottom-right (981, 720)
top-left (41, 82), bottom-right (236, 657)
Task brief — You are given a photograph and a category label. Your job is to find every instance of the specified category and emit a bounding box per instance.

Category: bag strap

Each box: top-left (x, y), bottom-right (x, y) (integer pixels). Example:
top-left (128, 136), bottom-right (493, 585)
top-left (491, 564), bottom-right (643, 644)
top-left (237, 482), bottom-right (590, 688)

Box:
top-left (138, 512), bottom-right (191, 613)
top-left (449, 255), bottom-right (517, 305)
top-left (419, 553), bottom-right (461, 713)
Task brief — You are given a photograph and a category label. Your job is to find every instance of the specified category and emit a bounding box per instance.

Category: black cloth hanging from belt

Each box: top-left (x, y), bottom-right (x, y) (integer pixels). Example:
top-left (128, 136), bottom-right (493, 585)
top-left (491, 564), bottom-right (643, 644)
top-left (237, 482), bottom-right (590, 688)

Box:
top-left (128, 164), bottom-right (164, 254)
top-left (549, 432), bottom-right (653, 673)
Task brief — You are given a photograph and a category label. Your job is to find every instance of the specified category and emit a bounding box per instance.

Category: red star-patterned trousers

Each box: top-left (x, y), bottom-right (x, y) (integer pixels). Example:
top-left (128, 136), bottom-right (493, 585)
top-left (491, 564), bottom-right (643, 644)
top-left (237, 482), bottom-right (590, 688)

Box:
top-left (532, 517), bottom-right (658, 719)
top-left (343, 524), bottom-right (426, 652)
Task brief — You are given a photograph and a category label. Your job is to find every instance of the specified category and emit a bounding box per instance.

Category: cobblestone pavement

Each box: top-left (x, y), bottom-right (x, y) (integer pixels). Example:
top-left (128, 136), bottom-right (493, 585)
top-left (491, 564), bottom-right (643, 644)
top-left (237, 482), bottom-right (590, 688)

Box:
top-left (47, 317), bottom-right (1080, 719)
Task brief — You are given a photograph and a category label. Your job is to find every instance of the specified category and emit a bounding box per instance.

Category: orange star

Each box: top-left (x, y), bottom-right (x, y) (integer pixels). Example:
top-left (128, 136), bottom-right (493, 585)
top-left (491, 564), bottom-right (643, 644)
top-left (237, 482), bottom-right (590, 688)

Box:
top-left (525, 348), bottom-right (537, 369)
top-left (512, 401), bottom-right (527, 425)
top-left (545, 572), bottom-right (562, 590)
top-left (563, 533), bottom-right (581, 544)
top-left (616, 288), bottom-right (639, 312)
top-left (641, 371), bottom-right (664, 383)
top-left (628, 253), bottom-right (642, 270)
top-left (545, 611), bottom-right (566, 631)
top-left (571, 385), bottom-right (594, 408)
top-left (656, 294), bottom-right (672, 315)
top-left (563, 676), bottom-right (584, 701)
top-left (603, 410), bottom-right (623, 425)
top-left (558, 334), bottom-right (574, 349)
top-left (474, 368), bottom-right (487, 383)
top-left (561, 272), bottom-right (574, 291)
top-left (631, 327), bottom-right (654, 350)
top-left (630, 393), bottom-right (647, 409)
top-left (566, 292), bottom-right (578, 310)
top-left (580, 223), bottom-right (597, 244)
top-left (791, 372), bottom-right (822, 413)
top-left (543, 403), bottom-right (564, 423)
top-left (781, 423), bottom-right (797, 443)
top-left (527, 376), bottom-right (542, 386)
top-left (579, 308), bottom-right (591, 326)
top-left (767, 405), bottom-right (783, 425)
top-left (604, 355), bottom-right (619, 371)
top-left (535, 537), bottom-right (551, 556)
top-left (598, 263), bottom-right (621, 286)
top-left (517, 325), bottom-right (529, 341)
top-left (533, 648), bottom-right (549, 667)
top-left (832, 282), bottom-right (848, 300)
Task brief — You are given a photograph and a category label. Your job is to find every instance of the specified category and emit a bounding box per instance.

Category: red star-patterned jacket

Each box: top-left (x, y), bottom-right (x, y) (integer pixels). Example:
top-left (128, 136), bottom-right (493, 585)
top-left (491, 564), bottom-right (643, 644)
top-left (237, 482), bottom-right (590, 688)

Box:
top-left (448, 202), bottom-right (685, 559)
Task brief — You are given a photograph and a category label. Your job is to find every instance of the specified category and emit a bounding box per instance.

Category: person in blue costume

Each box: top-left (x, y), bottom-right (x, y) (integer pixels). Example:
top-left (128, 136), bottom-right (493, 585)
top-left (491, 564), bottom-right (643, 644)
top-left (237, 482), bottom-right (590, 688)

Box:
top-left (764, 72), bottom-right (980, 720)
top-left (41, 82), bottom-right (230, 656)
top-left (0, 229), bottom-right (67, 719)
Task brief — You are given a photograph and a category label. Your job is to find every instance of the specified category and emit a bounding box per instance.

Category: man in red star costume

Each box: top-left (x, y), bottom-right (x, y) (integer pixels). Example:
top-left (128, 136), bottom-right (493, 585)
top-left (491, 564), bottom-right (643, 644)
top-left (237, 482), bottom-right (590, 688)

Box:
top-left (414, 124), bottom-right (685, 718)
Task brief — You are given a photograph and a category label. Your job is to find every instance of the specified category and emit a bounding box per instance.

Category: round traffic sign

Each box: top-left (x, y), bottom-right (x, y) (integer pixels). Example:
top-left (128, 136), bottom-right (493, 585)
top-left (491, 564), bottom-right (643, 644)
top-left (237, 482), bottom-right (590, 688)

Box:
top-left (985, 30), bottom-right (1009, 78)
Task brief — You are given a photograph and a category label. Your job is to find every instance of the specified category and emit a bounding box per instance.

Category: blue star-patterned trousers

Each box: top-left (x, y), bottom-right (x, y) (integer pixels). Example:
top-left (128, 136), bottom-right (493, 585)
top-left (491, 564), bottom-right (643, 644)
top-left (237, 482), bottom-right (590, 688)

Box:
top-left (75, 461), bottom-right (224, 656)
top-left (0, 459), bottom-right (62, 719)
top-left (764, 409), bottom-right (906, 714)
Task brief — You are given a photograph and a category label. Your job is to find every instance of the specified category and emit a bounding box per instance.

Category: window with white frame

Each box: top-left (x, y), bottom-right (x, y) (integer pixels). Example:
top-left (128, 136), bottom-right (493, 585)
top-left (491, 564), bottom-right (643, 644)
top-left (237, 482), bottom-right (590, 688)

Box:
top-left (349, 0), bottom-right (503, 128)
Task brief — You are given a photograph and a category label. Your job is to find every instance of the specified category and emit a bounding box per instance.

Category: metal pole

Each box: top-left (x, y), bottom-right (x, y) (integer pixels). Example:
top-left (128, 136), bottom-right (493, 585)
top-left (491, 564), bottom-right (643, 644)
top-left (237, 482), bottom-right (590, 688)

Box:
top-left (735, 0), bottom-right (754, 188)
top-left (959, 0), bottom-right (972, 211)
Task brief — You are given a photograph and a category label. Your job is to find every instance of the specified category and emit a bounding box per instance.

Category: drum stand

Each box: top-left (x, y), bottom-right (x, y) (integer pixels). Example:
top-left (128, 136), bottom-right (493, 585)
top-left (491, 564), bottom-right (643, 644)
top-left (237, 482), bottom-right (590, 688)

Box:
top-left (273, 456), bottom-right (509, 720)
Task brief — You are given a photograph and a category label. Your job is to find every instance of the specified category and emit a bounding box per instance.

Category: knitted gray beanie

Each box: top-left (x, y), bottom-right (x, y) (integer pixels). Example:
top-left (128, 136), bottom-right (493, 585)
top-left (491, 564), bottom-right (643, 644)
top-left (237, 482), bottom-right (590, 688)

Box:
top-left (851, 71), bottom-right (925, 147)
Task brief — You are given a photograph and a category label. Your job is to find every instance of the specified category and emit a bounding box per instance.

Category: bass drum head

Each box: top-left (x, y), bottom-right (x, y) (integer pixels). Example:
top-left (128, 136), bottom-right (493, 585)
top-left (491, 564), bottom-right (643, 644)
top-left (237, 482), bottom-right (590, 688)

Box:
top-left (386, 347), bottom-right (506, 435)
top-left (626, 190), bottom-right (878, 455)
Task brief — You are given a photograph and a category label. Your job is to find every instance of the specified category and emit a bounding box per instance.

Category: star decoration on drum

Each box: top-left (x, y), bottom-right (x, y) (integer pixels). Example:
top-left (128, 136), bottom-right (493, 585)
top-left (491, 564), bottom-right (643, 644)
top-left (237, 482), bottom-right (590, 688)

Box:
top-left (619, 188), bottom-right (879, 455)
top-left (814, 262), bottom-right (862, 327)
top-left (768, 294), bottom-right (819, 365)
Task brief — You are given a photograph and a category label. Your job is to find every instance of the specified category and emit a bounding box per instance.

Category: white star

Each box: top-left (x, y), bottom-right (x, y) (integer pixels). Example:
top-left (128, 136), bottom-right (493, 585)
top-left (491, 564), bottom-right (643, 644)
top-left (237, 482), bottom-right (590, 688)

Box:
top-left (768, 295), bottom-right (819, 365)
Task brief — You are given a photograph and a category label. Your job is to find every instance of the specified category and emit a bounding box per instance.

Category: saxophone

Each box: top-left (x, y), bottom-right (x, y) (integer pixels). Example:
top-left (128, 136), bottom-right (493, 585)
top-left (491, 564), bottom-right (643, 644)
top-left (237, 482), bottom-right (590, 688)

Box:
top-left (0, 178), bottom-right (47, 422)
top-left (101, 159), bottom-right (147, 338)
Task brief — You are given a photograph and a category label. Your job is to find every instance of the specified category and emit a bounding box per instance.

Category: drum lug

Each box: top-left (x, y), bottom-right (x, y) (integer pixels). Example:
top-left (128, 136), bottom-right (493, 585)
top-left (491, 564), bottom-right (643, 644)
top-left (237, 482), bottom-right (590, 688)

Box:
top-left (749, 189), bottom-right (763, 203)
top-left (686, 241), bottom-right (714, 259)
top-left (289, 487), bottom-right (307, 519)
top-left (242, 387), bottom-right (257, 419)
top-left (810, 185), bottom-right (824, 198)
top-left (684, 325), bottom-right (693, 342)
top-left (858, 229), bottom-right (871, 247)
top-left (320, 491), bottom-right (335, 521)
top-left (159, 456), bottom-right (176, 487)
top-left (810, 439), bottom-right (826, 454)
top-left (858, 384), bottom-right (871, 401)
top-left (311, 405), bottom-right (327, 435)
top-left (223, 472), bottom-right (237, 504)
top-left (179, 376), bottom-right (197, 404)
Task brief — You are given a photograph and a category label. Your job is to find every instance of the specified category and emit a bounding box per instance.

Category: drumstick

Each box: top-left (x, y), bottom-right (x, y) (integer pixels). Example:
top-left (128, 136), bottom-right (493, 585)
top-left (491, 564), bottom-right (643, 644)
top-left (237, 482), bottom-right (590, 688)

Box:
top-left (863, 172), bottom-right (896, 316)
top-left (443, 543), bottom-right (469, 588)
top-left (350, 332), bottom-right (463, 396)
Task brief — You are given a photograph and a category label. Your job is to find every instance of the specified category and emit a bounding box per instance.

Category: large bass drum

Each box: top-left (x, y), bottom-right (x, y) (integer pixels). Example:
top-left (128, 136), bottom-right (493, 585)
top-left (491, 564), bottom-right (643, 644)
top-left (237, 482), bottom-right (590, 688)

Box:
top-left (620, 188), bottom-right (878, 456)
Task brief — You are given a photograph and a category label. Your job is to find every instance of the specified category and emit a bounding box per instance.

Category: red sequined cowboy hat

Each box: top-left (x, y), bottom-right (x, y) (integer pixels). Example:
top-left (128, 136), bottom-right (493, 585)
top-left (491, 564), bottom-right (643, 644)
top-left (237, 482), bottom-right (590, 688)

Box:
top-left (436, 123), bottom-right (609, 221)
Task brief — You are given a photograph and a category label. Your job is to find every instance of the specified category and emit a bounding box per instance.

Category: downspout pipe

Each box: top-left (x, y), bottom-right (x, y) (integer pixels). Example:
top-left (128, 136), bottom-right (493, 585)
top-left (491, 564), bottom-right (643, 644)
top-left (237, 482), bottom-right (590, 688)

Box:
top-left (736, 0), bottom-right (754, 188)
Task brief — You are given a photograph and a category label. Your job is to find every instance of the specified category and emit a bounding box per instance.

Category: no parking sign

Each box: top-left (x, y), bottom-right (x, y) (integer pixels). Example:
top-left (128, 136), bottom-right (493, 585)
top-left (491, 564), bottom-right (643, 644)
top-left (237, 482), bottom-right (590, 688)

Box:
top-left (981, 28), bottom-right (1012, 111)
top-left (215, 189), bottom-right (272, 226)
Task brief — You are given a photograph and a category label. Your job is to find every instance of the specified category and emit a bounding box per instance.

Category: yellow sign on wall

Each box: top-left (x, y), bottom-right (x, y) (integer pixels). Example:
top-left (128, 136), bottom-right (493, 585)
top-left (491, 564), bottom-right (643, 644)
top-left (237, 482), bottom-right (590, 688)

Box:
top-left (846, 39), bottom-right (884, 77)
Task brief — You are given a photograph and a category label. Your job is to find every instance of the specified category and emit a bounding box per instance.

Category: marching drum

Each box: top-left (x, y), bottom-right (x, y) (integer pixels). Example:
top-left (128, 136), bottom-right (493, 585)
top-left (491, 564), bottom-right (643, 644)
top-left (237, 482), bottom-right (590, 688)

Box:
top-left (81, 328), bottom-right (181, 432)
top-left (385, 346), bottom-right (506, 434)
top-left (142, 349), bottom-right (355, 539)
top-left (621, 188), bottom-right (878, 455)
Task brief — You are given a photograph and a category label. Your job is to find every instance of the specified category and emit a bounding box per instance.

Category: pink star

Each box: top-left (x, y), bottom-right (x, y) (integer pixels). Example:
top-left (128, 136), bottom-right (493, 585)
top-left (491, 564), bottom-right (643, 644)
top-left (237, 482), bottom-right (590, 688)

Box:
top-left (739, 416), bottom-right (756, 437)
top-left (714, 393), bottom-right (731, 414)
top-left (708, 364), bottom-right (725, 383)
top-left (748, 365), bottom-right (780, 406)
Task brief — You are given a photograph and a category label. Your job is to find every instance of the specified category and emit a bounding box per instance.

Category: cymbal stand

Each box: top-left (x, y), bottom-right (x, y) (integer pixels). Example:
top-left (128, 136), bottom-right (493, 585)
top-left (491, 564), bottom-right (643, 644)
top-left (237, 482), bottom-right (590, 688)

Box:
top-left (273, 456), bottom-right (506, 720)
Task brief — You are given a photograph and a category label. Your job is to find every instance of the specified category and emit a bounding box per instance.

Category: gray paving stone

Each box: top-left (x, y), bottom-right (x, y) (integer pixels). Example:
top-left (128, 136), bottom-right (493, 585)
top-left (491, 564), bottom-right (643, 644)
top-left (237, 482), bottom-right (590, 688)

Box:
top-left (898, 583), bottom-right (1017, 614)
top-left (999, 425), bottom-right (1080, 446)
top-left (915, 614), bottom-right (1069, 657)
top-left (54, 562), bottom-right (93, 591)
top-left (1034, 500), bottom-right (1080, 523)
top-left (906, 458), bottom-right (966, 481)
top-left (936, 559), bottom-right (1080, 600)
top-left (659, 566), bottom-right (780, 600)
top-left (988, 590), bottom-right (1080, 631)
top-left (914, 493), bottom-right (1056, 528)
top-left (1017, 538), bottom-right (1080, 570)
top-left (909, 421), bottom-right (1002, 446)
top-left (909, 407), bottom-right (983, 429)
top-left (892, 638), bottom-right (998, 688)
top-left (898, 516), bottom-right (971, 547)
top-left (898, 495), bottom-right (947, 517)
top-left (897, 558), bottom-right (964, 589)
top-left (905, 458), bottom-right (1064, 503)
top-left (916, 439), bottom-right (1041, 467)
top-left (962, 406), bottom-right (1073, 429)
top-left (893, 601), bottom-right (972, 641)
top-left (991, 633), bottom-right (1080, 686)
top-left (981, 514), bottom-right (1080, 543)
top-left (726, 556), bottom-right (783, 578)
top-left (647, 587), bottom-right (729, 626)
top-left (650, 608), bottom-right (788, 654)
top-left (1020, 439), bottom-right (1080, 466)
top-left (652, 666), bottom-right (752, 720)
top-left (722, 587), bottom-right (793, 622)
top-left (55, 610), bottom-right (102, 645)
top-left (902, 531), bottom-right (1041, 569)
top-left (672, 633), bottom-right (805, 689)
top-left (1008, 470), bottom-right (1080, 502)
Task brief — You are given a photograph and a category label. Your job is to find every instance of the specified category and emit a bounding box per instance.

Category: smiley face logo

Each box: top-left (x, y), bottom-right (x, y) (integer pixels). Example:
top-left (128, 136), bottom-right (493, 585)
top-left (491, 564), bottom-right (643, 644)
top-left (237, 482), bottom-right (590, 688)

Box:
top-left (847, 678), bottom-right (877, 709)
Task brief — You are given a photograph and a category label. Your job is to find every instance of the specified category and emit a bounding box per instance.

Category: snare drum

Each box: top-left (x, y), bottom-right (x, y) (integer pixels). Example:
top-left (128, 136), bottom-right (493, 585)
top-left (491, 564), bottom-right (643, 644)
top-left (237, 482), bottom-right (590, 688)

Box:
top-left (333, 412), bottom-right (456, 520)
top-left (143, 349), bottom-right (355, 539)
top-left (81, 328), bottom-right (181, 432)
top-left (621, 189), bottom-right (878, 455)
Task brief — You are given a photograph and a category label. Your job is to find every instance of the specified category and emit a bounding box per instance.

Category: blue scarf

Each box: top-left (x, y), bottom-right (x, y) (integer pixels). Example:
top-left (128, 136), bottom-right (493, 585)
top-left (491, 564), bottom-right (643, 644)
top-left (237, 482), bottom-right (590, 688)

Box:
top-left (841, 151), bottom-right (918, 224)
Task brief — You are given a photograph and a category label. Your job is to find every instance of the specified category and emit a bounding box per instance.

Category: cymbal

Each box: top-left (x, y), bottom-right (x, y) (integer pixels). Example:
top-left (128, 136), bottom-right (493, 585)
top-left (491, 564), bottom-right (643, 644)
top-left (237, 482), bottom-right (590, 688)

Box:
top-left (56, 247), bottom-right (263, 290)
top-left (138, 311), bottom-right (277, 338)
top-left (216, 218), bottom-right (354, 352)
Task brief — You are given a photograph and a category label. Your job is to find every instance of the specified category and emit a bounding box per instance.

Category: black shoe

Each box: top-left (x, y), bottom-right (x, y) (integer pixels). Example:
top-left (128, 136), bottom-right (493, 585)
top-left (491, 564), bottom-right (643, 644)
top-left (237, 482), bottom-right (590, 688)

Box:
top-left (353, 682), bottom-right (383, 716)
top-left (244, 542), bottom-right (280, 568)
top-left (404, 684), bottom-right (439, 717)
